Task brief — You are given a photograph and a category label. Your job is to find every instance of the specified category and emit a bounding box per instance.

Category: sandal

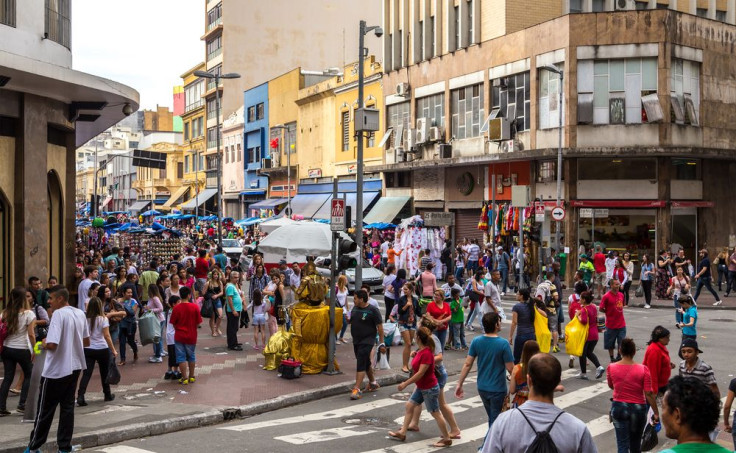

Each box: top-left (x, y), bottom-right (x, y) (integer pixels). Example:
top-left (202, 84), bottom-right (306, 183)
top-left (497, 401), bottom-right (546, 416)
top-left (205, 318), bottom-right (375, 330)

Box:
top-left (401, 368), bottom-right (411, 374)
top-left (118, 361), bottom-right (126, 366)
top-left (432, 438), bottom-right (452, 448)
top-left (407, 426), bottom-right (420, 432)
top-left (388, 431), bottom-right (406, 442)
top-left (450, 433), bottom-right (462, 439)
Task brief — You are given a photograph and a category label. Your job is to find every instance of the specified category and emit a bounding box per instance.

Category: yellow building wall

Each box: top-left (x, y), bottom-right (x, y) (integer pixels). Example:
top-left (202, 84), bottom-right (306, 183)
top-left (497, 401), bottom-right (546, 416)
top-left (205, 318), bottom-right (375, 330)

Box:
top-left (268, 68), bottom-right (302, 167)
top-left (297, 87), bottom-right (336, 181)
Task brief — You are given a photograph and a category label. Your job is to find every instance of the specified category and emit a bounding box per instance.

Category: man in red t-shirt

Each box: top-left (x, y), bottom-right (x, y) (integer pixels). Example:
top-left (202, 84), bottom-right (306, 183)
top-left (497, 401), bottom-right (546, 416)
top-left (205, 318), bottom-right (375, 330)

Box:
top-left (599, 279), bottom-right (626, 363)
top-left (170, 287), bottom-right (203, 384)
top-left (194, 249), bottom-right (210, 297)
top-left (592, 246), bottom-right (607, 299)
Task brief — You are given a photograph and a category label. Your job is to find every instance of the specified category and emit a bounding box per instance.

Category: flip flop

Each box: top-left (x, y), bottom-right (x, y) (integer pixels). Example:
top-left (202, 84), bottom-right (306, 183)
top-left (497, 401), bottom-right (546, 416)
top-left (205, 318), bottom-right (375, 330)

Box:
top-left (407, 426), bottom-right (420, 432)
top-left (401, 368), bottom-right (411, 374)
top-left (450, 433), bottom-right (462, 439)
top-left (432, 438), bottom-right (452, 447)
top-left (388, 431), bottom-right (406, 442)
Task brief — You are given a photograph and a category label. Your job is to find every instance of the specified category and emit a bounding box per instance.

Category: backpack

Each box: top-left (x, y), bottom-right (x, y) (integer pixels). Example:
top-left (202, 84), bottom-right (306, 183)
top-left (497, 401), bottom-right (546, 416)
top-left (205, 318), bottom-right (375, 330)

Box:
top-left (517, 408), bottom-right (564, 453)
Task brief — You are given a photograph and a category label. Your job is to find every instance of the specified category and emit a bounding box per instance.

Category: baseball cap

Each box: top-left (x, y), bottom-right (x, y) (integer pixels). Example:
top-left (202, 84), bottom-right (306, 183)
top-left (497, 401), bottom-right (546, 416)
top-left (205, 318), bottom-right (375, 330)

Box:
top-left (279, 259), bottom-right (287, 265)
top-left (580, 254), bottom-right (588, 259)
top-left (680, 338), bottom-right (703, 353)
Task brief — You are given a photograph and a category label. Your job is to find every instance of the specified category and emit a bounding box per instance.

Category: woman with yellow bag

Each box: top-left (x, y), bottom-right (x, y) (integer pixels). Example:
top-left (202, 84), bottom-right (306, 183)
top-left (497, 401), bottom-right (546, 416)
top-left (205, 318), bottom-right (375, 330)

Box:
top-left (508, 288), bottom-right (548, 363)
top-left (576, 291), bottom-right (606, 380)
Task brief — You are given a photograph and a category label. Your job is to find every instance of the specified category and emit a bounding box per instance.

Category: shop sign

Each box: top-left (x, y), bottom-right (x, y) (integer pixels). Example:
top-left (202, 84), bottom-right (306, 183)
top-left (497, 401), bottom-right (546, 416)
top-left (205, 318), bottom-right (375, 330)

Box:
top-left (424, 212), bottom-right (454, 226)
top-left (347, 164), bottom-right (357, 174)
top-left (534, 203), bottom-right (545, 223)
top-left (580, 208), bottom-right (609, 218)
top-left (308, 168), bottom-right (322, 178)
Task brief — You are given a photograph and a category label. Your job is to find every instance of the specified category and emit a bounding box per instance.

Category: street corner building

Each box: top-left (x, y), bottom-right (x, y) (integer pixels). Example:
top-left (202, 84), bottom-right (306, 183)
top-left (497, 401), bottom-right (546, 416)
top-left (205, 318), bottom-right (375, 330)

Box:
top-left (376, 0), bottom-right (736, 279)
top-left (0, 0), bottom-right (139, 300)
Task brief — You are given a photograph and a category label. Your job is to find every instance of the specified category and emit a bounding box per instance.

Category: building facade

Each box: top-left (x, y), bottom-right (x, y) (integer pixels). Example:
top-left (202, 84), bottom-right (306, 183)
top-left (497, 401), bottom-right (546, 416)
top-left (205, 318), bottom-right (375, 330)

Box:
top-left (0, 0), bottom-right (139, 296)
top-left (243, 83), bottom-right (270, 215)
top-left (377, 1), bottom-right (736, 277)
top-left (222, 105), bottom-right (244, 218)
top-left (178, 63), bottom-right (207, 214)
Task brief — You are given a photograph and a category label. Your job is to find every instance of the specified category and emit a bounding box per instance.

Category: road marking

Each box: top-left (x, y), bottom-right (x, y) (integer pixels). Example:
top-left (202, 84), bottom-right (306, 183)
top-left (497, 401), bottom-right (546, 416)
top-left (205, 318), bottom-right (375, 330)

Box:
top-left (369, 377), bottom-right (611, 452)
top-left (275, 426), bottom-right (378, 444)
top-left (97, 447), bottom-right (157, 453)
top-left (586, 415), bottom-right (613, 437)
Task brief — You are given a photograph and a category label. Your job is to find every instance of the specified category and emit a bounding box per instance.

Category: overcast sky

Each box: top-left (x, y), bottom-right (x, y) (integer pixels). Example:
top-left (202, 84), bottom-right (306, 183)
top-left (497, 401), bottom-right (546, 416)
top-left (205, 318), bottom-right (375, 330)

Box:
top-left (72, 0), bottom-right (205, 111)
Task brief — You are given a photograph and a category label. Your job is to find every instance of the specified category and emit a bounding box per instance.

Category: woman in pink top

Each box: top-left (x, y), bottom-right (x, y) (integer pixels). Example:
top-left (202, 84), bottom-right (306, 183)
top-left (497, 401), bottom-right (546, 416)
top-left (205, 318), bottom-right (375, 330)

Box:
top-left (606, 337), bottom-right (659, 453)
top-left (416, 263), bottom-right (438, 299)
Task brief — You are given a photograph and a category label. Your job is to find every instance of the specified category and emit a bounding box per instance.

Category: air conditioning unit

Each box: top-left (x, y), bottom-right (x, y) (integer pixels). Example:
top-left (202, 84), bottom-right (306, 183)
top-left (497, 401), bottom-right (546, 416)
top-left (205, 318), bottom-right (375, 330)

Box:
top-left (614, 0), bottom-right (634, 10)
top-left (261, 158), bottom-right (272, 169)
top-left (415, 117), bottom-right (429, 144)
top-left (406, 129), bottom-right (417, 149)
top-left (428, 126), bottom-right (441, 142)
top-left (396, 82), bottom-right (410, 97)
top-left (500, 139), bottom-right (525, 153)
top-left (487, 117), bottom-right (511, 141)
top-left (439, 144), bottom-right (452, 159)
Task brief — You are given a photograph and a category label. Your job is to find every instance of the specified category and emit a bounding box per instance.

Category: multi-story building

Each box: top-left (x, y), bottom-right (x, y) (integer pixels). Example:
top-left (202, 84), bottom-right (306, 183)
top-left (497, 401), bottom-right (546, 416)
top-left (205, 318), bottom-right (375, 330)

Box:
top-left (242, 84), bottom-right (271, 217)
top-left (222, 105), bottom-right (244, 218)
top-left (130, 132), bottom-right (185, 214)
top-left (0, 0), bottom-right (138, 292)
top-left (175, 63), bottom-right (207, 214)
top-left (377, 0), bottom-right (736, 278)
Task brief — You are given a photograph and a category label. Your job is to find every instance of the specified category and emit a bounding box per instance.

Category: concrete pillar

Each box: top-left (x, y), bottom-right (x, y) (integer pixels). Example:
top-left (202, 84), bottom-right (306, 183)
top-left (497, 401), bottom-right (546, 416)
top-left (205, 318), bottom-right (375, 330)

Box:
top-left (564, 0), bottom-right (571, 13)
top-left (63, 131), bottom-right (76, 286)
top-left (728, 0), bottom-right (736, 24)
top-left (444, 0), bottom-right (455, 53)
top-left (648, 0), bottom-right (657, 9)
top-left (689, 0), bottom-right (696, 14)
top-left (584, 0), bottom-right (593, 12)
top-left (669, 0), bottom-right (678, 11)
top-left (14, 94), bottom-right (49, 286)
top-left (657, 157), bottom-right (671, 252)
top-left (708, 0), bottom-right (716, 18)
top-left (605, 0), bottom-right (615, 11)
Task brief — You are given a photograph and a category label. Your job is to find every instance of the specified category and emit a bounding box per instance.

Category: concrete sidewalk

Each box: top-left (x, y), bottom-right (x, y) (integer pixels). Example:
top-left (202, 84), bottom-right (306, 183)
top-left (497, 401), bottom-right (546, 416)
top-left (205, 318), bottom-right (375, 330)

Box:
top-left (0, 329), bottom-right (413, 453)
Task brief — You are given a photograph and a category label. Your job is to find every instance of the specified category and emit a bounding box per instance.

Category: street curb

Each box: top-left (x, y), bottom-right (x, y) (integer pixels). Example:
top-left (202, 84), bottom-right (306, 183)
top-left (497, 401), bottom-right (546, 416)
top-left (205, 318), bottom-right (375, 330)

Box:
top-left (0, 373), bottom-right (404, 453)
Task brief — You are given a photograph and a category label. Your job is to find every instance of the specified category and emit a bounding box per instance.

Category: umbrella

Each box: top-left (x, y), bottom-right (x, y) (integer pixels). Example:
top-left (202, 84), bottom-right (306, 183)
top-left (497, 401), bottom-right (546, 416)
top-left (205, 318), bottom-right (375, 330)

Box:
top-left (141, 209), bottom-right (162, 217)
top-left (259, 216), bottom-right (299, 234)
top-left (258, 222), bottom-right (352, 264)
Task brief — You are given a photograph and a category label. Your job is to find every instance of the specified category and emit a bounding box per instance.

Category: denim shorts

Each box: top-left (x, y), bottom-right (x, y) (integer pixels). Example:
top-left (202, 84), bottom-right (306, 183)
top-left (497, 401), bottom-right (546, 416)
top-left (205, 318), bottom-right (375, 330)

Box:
top-left (398, 323), bottom-right (416, 333)
top-left (213, 299), bottom-right (222, 309)
top-left (175, 342), bottom-right (196, 363)
top-left (252, 313), bottom-right (266, 326)
top-left (436, 364), bottom-right (447, 388)
top-left (603, 327), bottom-right (627, 350)
top-left (409, 384), bottom-right (440, 413)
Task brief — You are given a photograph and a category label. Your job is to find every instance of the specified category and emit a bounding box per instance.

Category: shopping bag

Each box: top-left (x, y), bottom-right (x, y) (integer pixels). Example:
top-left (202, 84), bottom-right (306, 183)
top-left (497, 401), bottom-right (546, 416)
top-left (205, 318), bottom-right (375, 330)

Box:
top-left (564, 316), bottom-right (589, 357)
top-left (106, 351), bottom-right (121, 385)
top-left (635, 284), bottom-right (644, 298)
top-left (534, 310), bottom-right (552, 353)
top-left (200, 297), bottom-right (213, 318)
top-left (641, 422), bottom-right (658, 451)
top-left (138, 311), bottom-right (161, 346)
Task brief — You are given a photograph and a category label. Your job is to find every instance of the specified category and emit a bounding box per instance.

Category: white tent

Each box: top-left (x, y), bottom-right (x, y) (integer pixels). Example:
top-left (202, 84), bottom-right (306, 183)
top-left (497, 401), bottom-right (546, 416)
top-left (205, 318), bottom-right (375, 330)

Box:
top-left (258, 216), bottom-right (299, 234)
top-left (258, 222), bottom-right (351, 265)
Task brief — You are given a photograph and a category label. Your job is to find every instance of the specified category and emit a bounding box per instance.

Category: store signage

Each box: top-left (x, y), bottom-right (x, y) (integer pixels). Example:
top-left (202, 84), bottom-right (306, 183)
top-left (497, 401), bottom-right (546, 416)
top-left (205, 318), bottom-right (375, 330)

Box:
top-left (534, 203), bottom-right (545, 223)
top-left (423, 212), bottom-right (454, 226)
top-left (330, 199), bottom-right (345, 231)
top-left (551, 206), bottom-right (566, 221)
top-left (347, 164), bottom-right (357, 174)
top-left (308, 168), bottom-right (322, 178)
top-left (580, 208), bottom-right (609, 218)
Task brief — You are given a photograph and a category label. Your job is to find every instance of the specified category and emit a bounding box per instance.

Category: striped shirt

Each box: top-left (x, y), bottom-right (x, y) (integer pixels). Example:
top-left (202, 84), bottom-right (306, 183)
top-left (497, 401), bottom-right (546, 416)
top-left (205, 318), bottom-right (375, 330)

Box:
top-left (678, 358), bottom-right (717, 386)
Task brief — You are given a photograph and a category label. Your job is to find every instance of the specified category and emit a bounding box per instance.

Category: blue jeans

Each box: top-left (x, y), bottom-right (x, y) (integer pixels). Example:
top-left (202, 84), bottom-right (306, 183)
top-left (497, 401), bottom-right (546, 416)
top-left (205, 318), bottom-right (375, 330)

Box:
top-left (455, 266), bottom-right (465, 285)
top-left (673, 295), bottom-right (683, 324)
top-left (451, 322), bottom-right (466, 348)
top-left (467, 260), bottom-right (479, 274)
top-left (466, 304), bottom-right (480, 328)
top-left (611, 401), bottom-right (647, 453)
top-left (498, 268), bottom-right (509, 292)
top-left (694, 277), bottom-right (720, 302)
top-left (435, 329), bottom-right (448, 350)
top-left (339, 312), bottom-right (348, 339)
top-left (153, 320), bottom-right (165, 358)
top-left (478, 390), bottom-right (507, 427)
top-left (513, 333), bottom-right (536, 364)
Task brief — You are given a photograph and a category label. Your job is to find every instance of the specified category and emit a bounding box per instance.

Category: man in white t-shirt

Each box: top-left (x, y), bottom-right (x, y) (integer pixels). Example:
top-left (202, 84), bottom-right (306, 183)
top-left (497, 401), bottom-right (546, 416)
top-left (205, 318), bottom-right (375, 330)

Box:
top-left (76, 265), bottom-right (99, 312)
top-left (26, 285), bottom-right (90, 453)
top-left (380, 240), bottom-right (390, 269)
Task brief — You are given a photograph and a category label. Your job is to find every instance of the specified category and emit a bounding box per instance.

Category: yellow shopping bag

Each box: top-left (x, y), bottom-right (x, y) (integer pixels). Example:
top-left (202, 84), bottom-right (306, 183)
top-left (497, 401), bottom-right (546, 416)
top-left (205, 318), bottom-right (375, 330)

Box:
top-left (564, 316), bottom-right (589, 357)
top-left (534, 310), bottom-right (552, 353)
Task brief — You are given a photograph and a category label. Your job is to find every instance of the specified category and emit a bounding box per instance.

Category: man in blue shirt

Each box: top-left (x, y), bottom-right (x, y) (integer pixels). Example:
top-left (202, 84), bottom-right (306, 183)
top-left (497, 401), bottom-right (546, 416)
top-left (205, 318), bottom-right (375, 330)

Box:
top-left (214, 246), bottom-right (228, 271)
top-left (693, 249), bottom-right (723, 306)
top-left (677, 296), bottom-right (698, 341)
top-left (455, 311), bottom-right (513, 431)
top-left (225, 271), bottom-right (243, 351)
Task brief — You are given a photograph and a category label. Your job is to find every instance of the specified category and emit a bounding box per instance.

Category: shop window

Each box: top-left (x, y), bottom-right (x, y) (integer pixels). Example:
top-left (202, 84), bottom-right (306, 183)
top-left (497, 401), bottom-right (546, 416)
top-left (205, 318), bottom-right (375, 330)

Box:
top-left (671, 59), bottom-right (700, 126)
top-left (386, 171), bottom-right (412, 188)
top-left (387, 101), bottom-right (410, 148)
top-left (578, 158), bottom-right (657, 180)
top-left (672, 159), bottom-right (701, 180)
top-left (577, 57), bottom-right (658, 125)
top-left (492, 73), bottom-right (530, 131)
top-left (537, 161), bottom-right (557, 183)
top-left (539, 66), bottom-right (564, 130)
top-left (451, 83), bottom-right (484, 139)
top-left (417, 93), bottom-right (446, 132)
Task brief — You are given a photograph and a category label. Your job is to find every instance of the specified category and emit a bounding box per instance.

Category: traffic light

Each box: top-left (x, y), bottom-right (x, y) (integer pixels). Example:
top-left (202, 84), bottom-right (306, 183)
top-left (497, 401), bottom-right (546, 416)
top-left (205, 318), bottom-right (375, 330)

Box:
top-left (337, 238), bottom-right (358, 271)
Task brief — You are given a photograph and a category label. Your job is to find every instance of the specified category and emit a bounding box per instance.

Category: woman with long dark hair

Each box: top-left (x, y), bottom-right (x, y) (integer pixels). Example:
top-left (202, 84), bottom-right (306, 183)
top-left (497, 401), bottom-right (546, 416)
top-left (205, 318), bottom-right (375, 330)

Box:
top-left (398, 282), bottom-right (420, 374)
top-left (508, 288), bottom-right (546, 364)
top-left (656, 250), bottom-right (673, 299)
top-left (248, 264), bottom-right (269, 303)
top-left (0, 287), bottom-right (36, 415)
top-left (77, 297), bottom-right (117, 407)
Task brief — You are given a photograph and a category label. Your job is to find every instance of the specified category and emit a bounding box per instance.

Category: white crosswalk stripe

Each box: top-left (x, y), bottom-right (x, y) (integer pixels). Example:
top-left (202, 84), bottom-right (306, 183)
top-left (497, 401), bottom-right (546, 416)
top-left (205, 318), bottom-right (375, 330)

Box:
top-left (275, 426), bottom-right (379, 444)
top-left (96, 447), bottom-right (157, 453)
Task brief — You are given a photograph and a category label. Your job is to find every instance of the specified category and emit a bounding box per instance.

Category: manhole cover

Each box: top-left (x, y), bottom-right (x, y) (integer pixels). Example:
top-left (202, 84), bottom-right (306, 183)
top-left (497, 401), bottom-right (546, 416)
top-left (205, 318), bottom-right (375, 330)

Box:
top-left (390, 392), bottom-right (411, 401)
top-left (710, 318), bottom-right (735, 322)
top-left (343, 417), bottom-right (393, 427)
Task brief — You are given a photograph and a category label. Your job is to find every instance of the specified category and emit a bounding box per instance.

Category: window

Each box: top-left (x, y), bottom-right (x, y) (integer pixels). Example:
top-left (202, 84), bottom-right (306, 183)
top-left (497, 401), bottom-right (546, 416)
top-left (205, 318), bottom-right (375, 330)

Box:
top-left (492, 73), bottom-right (531, 131)
top-left (342, 111), bottom-right (350, 151)
top-left (184, 123), bottom-right (190, 141)
top-left (467, 0), bottom-right (474, 44)
top-left (635, 1), bottom-right (648, 10)
top-left (672, 159), bottom-right (700, 180)
top-left (206, 126), bottom-right (219, 149)
top-left (387, 102), bottom-right (410, 148)
top-left (696, 8), bottom-right (707, 17)
top-left (418, 20), bottom-right (424, 61)
top-left (256, 103), bottom-right (264, 120)
top-left (247, 146), bottom-right (261, 164)
top-left (577, 58), bottom-right (657, 125)
top-left (206, 65), bottom-right (221, 91)
top-left (431, 15), bottom-right (436, 58)
top-left (416, 93), bottom-right (446, 132)
top-left (192, 117), bottom-right (204, 138)
top-left (451, 84), bottom-right (484, 139)
top-left (578, 158), bottom-right (657, 180)
top-left (207, 97), bottom-right (218, 120)
top-left (206, 35), bottom-right (222, 60)
top-left (237, 143), bottom-right (242, 162)
top-left (1, 0), bottom-right (15, 27)
top-left (177, 162), bottom-right (184, 179)
top-left (184, 155), bottom-right (190, 173)
top-left (399, 30), bottom-right (404, 67)
top-left (592, 0), bottom-right (605, 12)
top-left (247, 106), bottom-right (256, 122)
top-left (537, 161), bottom-right (557, 183)
top-left (185, 81), bottom-right (205, 113)
top-left (225, 145), bottom-right (229, 164)
top-left (671, 59), bottom-right (700, 125)
top-left (367, 131), bottom-right (375, 147)
top-left (385, 171), bottom-right (412, 188)
top-left (716, 10), bottom-right (727, 21)
top-left (539, 66), bottom-right (565, 129)
top-left (207, 2), bottom-right (222, 30)
top-left (569, 0), bottom-right (583, 12)
top-left (45, 0), bottom-right (70, 48)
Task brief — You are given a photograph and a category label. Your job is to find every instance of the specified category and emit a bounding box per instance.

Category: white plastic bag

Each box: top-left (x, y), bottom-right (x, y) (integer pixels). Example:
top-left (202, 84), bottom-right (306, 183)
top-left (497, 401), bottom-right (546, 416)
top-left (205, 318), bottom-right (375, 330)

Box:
top-left (376, 350), bottom-right (391, 370)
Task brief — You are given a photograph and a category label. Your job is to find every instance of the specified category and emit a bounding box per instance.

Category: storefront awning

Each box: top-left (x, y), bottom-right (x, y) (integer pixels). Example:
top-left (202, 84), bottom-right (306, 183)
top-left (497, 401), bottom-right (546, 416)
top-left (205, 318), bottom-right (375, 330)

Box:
top-left (671, 201), bottom-right (714, 208)
top-left (363, 196), bottom-right (411, 224)
top-left (313, 192), bottom-right (380, 221)
top-left (249, 198), bottom-right (288, 210)
top-left (163, 186), bottom-right (190, 208)
top-left (127, 200), bottom-right (152, 212)
top-left (570, 200), bottom-right (666, 208)
top-left (288, 193), bottom-right (330, 219)
top-left (102, 196), bottom-right (113, 208)
top-left (180, 188), bottom-right (218, 210)
top-left (240, 189), bottom-right (267, 196)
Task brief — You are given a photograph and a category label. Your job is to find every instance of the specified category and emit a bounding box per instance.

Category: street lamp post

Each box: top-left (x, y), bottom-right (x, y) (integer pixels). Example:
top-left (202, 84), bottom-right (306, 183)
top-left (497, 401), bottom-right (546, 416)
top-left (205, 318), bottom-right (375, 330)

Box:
top-left (194, 70), bottom-right (241, 246)
top-left (544, 64), bottom-right (564, 258)
top-left (355, 20), bottom-right (383, 291)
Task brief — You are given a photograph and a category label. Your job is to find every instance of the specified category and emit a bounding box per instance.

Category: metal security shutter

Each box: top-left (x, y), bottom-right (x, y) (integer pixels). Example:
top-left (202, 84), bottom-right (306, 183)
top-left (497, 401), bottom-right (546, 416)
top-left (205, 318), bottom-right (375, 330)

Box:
top-left (453, 209), bottom-right (484, 243)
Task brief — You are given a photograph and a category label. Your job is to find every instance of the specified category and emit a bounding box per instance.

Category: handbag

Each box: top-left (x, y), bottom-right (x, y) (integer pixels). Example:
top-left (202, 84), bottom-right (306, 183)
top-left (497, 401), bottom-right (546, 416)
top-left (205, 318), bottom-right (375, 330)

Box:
top-left (106, 351), bottom-right (121, 385)
top-left (641, 422), bottom-right (658, 451)
top-left (138, 311), bottom-right (161, 346)
top-left (200, 297), bottom-right (213, 318)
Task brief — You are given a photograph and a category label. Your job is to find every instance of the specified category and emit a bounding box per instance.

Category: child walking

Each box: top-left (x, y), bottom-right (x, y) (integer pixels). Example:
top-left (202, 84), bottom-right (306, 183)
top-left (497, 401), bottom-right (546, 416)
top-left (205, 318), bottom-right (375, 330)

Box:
top-left (247, 289), bottom-right (267, 350)
top-left (163, 296), bottom-right (181, 380)
top-left (449, 288), bottom-right (466, 350)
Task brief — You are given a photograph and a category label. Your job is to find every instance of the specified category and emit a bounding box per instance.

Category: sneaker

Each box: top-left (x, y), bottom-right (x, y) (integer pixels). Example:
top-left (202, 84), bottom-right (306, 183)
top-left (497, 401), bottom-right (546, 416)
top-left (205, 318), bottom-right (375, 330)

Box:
top-left (500, 292), bottom-right (506, 296)
top-left (179, 377), bottom-right (189, 385)
top-left (713, 300), bottom-right (723, 306)
top-left (575, 373), bottom-right (589, 380)
top-left (595, 366), bottom-right (606, 379)
top-left (149, 356), bottom-right (163, 363)
top-left (188, 377), bottom-right (196, 384)
top-left (350, 387), bottom-right (362, 400)
top-left (173, 371), bottom-right (182, 380)
top-left (568, 357), bottom-right (575, 369)
top-left (164, 371), bottom-right (173, 380)
top-left (363, 382), bottom-right (380, 393)
top-left (552, 346), bottom-right (560, 353)
top-left (161, 351), bottom-right (168, 357)
top-left (76, 396), bottom-right (87, 407)
top-left (644, 304), bottom-right (651, 309)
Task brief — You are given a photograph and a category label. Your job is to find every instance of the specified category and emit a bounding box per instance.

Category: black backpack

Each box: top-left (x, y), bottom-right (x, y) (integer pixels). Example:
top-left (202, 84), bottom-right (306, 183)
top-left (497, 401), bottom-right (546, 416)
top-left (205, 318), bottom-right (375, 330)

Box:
top-left (517, 408), bottom-right (564, 453)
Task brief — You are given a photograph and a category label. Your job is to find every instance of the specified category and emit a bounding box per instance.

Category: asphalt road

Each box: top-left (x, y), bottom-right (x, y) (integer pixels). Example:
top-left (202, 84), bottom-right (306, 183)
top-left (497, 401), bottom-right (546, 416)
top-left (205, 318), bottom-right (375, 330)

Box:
top-left (90, 296), bottom-right (736, 453)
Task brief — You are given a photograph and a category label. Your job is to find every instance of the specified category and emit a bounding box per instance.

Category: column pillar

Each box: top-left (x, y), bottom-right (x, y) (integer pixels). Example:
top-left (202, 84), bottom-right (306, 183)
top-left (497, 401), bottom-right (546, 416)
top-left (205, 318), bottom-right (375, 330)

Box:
top-left (64, 130), bottom-right (76, 286)
top-left (708, 0), bottom-right (716, 18)
top-left (689, 0), bottom-right (697, 15)
top-left (584, 0), bottom-right (593, 13)
top-left (669, 0), bottom-right (678, 11)
top-left (648, 0), bottom-right (657, 9)
top-left (728, 0), bottom-right (736, 24)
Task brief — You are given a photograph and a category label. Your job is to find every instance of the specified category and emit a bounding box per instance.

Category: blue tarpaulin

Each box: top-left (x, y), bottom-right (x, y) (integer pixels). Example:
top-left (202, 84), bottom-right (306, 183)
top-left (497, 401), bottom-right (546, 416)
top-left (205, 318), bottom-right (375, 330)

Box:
top-left (236, 217), bottom-right (270, 226)
top-left (141, 209), bottom-right (162, 217)
top-left (364, 222), bottom-right (396, 230)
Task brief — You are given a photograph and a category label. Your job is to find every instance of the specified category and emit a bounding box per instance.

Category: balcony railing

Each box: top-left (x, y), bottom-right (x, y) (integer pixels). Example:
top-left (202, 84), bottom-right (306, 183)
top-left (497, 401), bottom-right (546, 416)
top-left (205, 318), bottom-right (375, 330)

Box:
top-left (185, 99), bottom-right (204, 113)
top-left (207, 79), bottom-right (222, 92)
top-left (207, 16), bottom-right (222, 32)
top-left (45, 0), bottom-right (70, 49)
top-left (206, 46), bottom-right (222, 62)
top-left (207, 140), bottom-right (217, 149)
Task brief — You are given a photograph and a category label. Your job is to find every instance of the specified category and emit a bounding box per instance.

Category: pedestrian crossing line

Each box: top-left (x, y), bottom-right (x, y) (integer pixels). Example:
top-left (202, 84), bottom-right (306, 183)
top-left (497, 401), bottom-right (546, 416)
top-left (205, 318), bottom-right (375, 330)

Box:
top-left (362, 381), bottom-right (612, 453)
top-left (275, 426), bottom-right (379, 444)
top-left (586, 415), bottom-right (613, 437)
top-left (96, 447), bottom-right (156, 453)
